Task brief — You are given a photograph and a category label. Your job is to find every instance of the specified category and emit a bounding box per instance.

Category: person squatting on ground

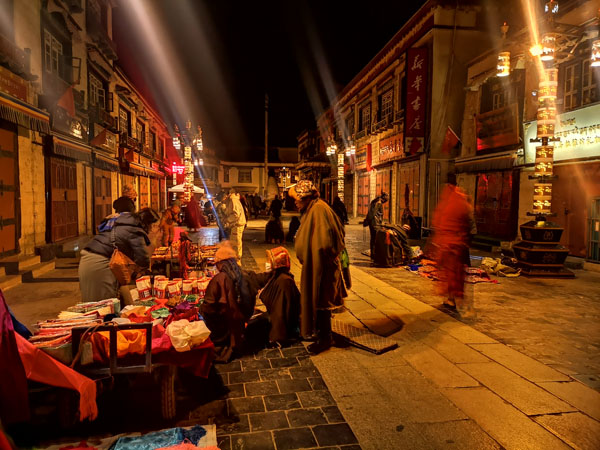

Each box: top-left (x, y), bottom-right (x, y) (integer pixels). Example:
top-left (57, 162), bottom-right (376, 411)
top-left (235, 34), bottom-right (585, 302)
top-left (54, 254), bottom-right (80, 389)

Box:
top-left (113, 184), bottom-right (137, 213)
top-left (290, 179), bottom-right (347, 355)
top-left (225, 192), bottom-right (247, 260)
top-left (259, 247), bottom-right (301, 346)
top-left (431, 174), bottom-right (474, 313)
top-left (79, 208), bottom-right (160, 302)
top-left (159, 200), bottom-right (182, 247)
top-left (365, 192), bottom-right (388, 258)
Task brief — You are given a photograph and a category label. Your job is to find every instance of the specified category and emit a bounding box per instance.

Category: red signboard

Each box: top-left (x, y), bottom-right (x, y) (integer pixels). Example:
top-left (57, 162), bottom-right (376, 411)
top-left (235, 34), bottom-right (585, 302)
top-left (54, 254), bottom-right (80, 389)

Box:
top-left (405, 48), bottom-right (428, 154)
top-left (379, 133), bottom-right (404, 163)
top-left (475, 103), bottom-right (519, 152)
top-left (171, 163), bottom-right (185, 174)
top-left (0, 65), bottom-right (27, 102)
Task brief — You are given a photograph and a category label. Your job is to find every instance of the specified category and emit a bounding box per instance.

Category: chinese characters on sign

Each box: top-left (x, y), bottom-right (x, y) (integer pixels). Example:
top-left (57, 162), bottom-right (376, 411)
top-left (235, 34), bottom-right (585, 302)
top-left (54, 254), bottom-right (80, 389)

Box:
top-left (379, 134), bottom-right (405, 163)
top-left (405, 48), bottom-right (428, 154)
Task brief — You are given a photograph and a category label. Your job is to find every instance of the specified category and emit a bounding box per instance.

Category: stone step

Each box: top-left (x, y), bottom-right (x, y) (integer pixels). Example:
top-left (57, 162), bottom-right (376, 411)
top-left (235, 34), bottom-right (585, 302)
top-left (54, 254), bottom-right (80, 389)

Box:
top-left (0, 255), bottom-right (41, 274)
top-left (21, 260), bottom-right (56, 282)
top-left (0, 274), bottom-right (22, 291)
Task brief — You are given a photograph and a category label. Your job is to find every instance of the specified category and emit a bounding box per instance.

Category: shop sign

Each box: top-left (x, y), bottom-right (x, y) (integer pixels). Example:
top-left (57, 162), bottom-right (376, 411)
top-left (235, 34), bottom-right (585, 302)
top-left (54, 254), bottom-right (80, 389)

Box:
top-left (0, 65), bottom-right (27, 102)
top-left (355, 145), bottom-right (368, 170)
top-left (171, 163), bottom-right (185, 174)
top-left (51, 106), bottom-right (88, 141)
top-left (405, 47), bottom-right (428, 154)
top-left (475, 103), bottom-right (519, 151)
top-left (337, 153), bottom-right (344, 200)
top-left (523, 103), bottom-right (600, 163)
top-left (379, 133), bottom-right (404, 162)
top-left (91, 125), bottom-right (117, 154)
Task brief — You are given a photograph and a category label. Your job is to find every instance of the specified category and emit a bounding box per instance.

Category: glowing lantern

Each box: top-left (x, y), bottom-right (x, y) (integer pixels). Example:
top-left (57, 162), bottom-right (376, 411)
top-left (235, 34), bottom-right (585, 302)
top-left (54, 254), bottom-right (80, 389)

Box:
top-left (541, 34), bottom-right (556, 61)
top-left (345, 143), bottom-right (356, 157)
top-left (497, 52), bottom-right (510, 77)
top-left (326, 142), bottom-right (337, 156)
top-left (591, 40), bottom-right (600, 67)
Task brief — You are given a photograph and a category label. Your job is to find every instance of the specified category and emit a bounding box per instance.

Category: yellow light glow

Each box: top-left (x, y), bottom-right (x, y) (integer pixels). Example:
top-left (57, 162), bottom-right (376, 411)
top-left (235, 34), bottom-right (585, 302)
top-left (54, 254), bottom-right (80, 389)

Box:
top-left (497, 52), bottom-right (510, 77)
top-left (541, 34), bottom-right (555, 61)
top-left (530, 44), bottom-right (543, 56)
top-left (592, 40), bottom-right (600, 67)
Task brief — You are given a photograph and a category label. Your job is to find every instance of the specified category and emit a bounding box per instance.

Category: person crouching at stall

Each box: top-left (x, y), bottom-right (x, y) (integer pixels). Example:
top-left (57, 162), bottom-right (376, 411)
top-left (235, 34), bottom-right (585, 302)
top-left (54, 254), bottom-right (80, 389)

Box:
top-left (259, 247), bottom-right (300, 347)
top-left (79, 208), bottom-right (160, 302)
top-left (159, 200), bottom-right (182, 246)
top-left (201, 241), bottom-right (257, 362)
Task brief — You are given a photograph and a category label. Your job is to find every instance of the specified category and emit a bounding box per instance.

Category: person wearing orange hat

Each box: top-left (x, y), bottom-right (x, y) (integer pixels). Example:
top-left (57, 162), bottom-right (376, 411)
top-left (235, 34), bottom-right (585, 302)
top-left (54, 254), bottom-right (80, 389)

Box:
top-left (201, 241), bottom-right (269, 361)
top-left (259, 247), bottom-right (300, 346)
top-left (289, 179), bottom-right (347, 354)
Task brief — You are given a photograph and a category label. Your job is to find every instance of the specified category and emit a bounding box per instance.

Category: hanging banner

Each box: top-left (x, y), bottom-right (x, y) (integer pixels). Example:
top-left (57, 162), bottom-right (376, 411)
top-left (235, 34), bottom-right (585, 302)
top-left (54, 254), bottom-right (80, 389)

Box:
top-left (405, 47), bottom-right (428, 154)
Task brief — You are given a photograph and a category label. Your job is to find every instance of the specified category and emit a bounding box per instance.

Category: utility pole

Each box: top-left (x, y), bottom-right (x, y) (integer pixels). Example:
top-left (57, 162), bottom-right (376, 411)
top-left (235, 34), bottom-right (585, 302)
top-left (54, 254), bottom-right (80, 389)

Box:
top-left (264, 93), bottom-right (269, 198)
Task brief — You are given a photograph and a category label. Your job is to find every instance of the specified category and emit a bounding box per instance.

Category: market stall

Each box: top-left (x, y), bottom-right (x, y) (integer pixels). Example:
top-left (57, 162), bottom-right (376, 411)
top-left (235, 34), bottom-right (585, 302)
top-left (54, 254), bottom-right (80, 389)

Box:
top-left (27, 274), bottom-right (218, 421)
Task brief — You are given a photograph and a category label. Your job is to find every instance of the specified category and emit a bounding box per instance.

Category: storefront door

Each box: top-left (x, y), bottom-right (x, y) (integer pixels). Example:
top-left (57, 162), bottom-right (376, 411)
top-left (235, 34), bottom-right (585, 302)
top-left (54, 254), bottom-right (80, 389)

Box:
top-left (150, 178), bottom-right (160, 211)
top-left (139, 176), bottom-right (149, 208)
top-left (358, 174), bottom-right (370, 216)
top-left (160, 178), bottom-right (166, 211)
top-left (344, 175), bottom-right (353, 217)
top-left (376, 168), bottom-right (391, 221)
top-left (94, 169), bottom-right (112, 228)
top-left (397, 160), bottom-right (421, 217)
top-left (50, 157), bottom-right (78, 242)
top-left (0, 123), bottom-right (18, 256)
top-left (475, 171), bottom-right (517, 240)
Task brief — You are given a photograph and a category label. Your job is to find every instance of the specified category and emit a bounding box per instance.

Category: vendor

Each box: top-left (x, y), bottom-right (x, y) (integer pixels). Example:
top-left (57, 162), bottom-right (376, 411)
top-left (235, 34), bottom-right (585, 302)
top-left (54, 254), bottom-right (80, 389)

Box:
top-left (79, 208), bottom-right (160, 302)
top-left (259, 247), bottom-right (301, 346)
top-left (159, 200), bottom-right (182, 246)
top-left (201, 241), bottom-right (267, 361)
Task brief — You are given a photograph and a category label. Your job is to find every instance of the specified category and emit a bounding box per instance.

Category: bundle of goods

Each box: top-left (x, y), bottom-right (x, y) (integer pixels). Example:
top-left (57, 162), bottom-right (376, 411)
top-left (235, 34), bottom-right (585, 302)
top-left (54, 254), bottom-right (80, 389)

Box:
top-left (29, 316), bottom-right (103, 348)
top-left (61, 298), bottom-right (121, 318)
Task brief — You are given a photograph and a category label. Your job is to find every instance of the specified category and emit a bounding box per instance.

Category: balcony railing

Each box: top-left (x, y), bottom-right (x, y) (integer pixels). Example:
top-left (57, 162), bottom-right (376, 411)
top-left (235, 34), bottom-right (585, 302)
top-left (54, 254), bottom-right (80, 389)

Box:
top-left (0, 33), bottom-right (30, 78)
top-left (356, 129), bottom-right (368, 140)
top-left (119, 132), bottom-right (140, 150)
top-left (89, 104), bottom-right (117, 130)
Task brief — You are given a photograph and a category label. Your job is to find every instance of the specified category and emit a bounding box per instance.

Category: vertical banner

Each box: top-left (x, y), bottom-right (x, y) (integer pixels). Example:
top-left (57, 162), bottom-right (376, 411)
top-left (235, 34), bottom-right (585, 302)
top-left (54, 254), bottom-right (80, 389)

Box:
top-left (405, 47), bottom-right (428, 154)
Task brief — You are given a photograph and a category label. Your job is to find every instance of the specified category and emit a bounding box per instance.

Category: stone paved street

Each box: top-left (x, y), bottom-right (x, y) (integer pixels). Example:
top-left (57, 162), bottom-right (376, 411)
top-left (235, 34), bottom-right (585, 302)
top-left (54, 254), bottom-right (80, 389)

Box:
top-left (4, 220), bottom-right (600, 449)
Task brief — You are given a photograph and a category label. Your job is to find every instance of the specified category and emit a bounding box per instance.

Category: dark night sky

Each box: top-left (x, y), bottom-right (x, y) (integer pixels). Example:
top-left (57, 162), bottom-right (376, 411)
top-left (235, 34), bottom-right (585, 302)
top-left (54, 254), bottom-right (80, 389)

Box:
top-left (113, 1), bottom-right (425, 159)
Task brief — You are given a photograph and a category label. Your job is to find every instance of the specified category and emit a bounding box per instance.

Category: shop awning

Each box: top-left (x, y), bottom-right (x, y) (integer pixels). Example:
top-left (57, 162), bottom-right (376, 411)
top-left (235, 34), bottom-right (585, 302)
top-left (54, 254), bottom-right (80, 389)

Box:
top-left (51, 135), bottom-right (92, 163)
top-left (129, 162), bottom-right (147, 176)
top-left (94, 152), bottom-right (120, 171)
top-left (455, 150), bottom-right (516, 173)
top-left (0, 91), bottom-right (50, 133)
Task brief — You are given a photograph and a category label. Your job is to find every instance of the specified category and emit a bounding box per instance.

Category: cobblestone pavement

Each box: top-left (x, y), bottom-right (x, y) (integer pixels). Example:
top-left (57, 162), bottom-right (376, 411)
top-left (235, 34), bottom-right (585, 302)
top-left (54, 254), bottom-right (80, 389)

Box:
top-left (341, 220), bottom-right (600, 392)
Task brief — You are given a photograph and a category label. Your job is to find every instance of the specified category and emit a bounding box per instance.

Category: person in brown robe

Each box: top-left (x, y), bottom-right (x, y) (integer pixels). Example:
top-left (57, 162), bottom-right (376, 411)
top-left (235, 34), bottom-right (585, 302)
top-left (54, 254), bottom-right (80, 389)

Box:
top-left (290, 180), bottom-right (347, 354)
top-left (260, 247), bottom-right (301, 346)
top-left (201, 241), bottom-right (269, 361)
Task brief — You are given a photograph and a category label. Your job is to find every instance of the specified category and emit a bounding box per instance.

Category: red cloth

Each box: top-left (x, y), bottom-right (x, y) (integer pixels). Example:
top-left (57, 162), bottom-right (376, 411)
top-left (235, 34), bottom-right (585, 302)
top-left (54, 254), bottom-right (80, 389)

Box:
top-left (441, 126), bottom-right (460, 154)
top-left (15, 334), bottom-right (98, 421)
top-left (432, 185), bottom-right (472, 299)
top-left (57, 86), bottom-right (76, 118)
top-left (0, 292), bottom-right (30, 424)
top-left (59, 441), bottom-right (98, 450)
top-left (153, 339), bottom-right (215, 377)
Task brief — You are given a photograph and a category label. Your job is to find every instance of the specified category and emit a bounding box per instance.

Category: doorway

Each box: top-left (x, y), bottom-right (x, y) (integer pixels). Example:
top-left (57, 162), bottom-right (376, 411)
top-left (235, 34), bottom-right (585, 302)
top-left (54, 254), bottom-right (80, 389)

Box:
top-left (50, 157), bottom-right (78, 242)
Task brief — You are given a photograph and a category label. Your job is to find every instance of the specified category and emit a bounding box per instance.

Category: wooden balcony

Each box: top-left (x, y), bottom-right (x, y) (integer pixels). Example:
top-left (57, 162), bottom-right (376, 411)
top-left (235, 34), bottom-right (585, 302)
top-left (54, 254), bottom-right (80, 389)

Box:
top-left (0, 33), bottom-right (31, 79)
top-left (89, 104), bottom-right (117, 131)
top-left (119, 132), bottom-right (140, 151)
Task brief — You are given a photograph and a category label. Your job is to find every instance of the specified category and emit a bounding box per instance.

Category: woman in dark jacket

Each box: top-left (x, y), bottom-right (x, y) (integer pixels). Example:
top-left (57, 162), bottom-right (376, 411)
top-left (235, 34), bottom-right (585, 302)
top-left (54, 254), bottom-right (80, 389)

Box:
top-left (79, 208), bottom-right (159, 302)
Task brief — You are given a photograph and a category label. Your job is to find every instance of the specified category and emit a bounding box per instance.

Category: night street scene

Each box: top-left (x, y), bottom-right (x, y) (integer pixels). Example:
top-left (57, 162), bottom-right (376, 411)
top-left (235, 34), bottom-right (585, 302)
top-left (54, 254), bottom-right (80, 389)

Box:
top-left (1, 0), bottom-right (600, 449)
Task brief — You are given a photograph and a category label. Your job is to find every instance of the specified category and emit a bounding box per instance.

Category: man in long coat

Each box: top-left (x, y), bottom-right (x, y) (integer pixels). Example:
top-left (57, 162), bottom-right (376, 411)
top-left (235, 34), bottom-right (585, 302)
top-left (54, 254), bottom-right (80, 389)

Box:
top-left (290, 180), bottom-right (347, 354)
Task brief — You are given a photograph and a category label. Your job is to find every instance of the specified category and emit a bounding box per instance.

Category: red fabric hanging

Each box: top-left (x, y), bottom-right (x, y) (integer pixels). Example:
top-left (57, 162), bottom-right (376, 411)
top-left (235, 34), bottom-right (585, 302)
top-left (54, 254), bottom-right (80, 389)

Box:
top-left (0, 291), bottom-right (30, 424)
top-left (15, 334), bottom-right (98, 421)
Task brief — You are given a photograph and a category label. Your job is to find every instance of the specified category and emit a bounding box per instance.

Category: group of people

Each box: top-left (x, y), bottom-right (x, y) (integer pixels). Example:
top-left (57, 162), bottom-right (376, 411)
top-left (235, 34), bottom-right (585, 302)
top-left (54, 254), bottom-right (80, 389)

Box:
top-left (201, 179), bottom-right (347, 359)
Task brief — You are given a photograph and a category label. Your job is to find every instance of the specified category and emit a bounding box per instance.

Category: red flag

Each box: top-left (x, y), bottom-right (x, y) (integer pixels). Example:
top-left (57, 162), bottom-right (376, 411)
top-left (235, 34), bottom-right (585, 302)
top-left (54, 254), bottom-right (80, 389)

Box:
top-left (441, 126), bottom-right (460, 154)
top-left (57, 86), bottom-right (75, 118)
top-left (90, 128), bottom-right (107, 147)
top-left (366, 144), bottom-right (372, 172)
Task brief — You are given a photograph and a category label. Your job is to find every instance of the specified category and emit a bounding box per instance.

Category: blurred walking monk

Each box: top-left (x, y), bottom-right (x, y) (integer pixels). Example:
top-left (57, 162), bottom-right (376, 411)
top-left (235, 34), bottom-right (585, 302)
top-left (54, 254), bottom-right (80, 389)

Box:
top-left (431, 174), bottom-right (473, 311)
top-left (290, 180), bottom-right (347, 354)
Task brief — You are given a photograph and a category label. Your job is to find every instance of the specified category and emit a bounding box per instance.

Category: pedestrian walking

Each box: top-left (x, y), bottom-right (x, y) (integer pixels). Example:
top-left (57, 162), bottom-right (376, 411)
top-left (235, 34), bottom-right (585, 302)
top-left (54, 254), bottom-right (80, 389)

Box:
top-left (269, 195), bottom-right (283, 219)
top-left (332, 195), bottom-right (349, 225)
top-left (364, 192), bottom-right (388, 258)
top-left (431, 174), bottom-right (474, 315)
top-left (290, 179), bottom-right (347, 355)
top-left (225, 191), bottom-right (247, 260)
